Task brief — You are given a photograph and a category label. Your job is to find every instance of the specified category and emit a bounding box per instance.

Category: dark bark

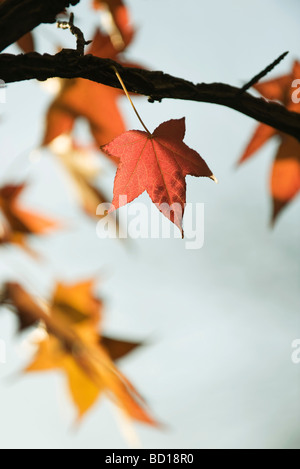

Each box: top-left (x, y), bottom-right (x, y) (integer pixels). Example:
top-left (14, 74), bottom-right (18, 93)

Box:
top-left (0, 0), bottom-right (298, 141)
top-left (0, 0), bottom-right (80, 52)
top-left (0, 51), bottom-right (299, 141)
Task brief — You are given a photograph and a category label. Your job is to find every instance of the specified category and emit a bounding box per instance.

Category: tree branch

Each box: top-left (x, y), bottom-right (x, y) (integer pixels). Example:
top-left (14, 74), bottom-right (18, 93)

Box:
top-left (0, 51), bottom-right (299, 141)
top-left (0, 0), bottom-right (80, 52)
top-left (238, 51), bottom-right (289, 95)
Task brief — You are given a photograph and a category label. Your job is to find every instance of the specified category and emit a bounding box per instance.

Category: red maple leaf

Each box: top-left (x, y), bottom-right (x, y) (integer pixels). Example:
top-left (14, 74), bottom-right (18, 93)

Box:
top-left (101, 118), bottom-right (216, 234)
top-left (238, 61), bottom-right (300, 222)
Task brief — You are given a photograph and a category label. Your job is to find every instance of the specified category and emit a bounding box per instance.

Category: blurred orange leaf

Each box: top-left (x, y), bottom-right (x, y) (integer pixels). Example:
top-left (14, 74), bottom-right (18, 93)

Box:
top-left (101, 336), bottom-right (141, 361)
top-left (2, 281), bottom-right (155, 424)
top-left (271, 136), bottom-right (300, 222)
top-left (239, 61), bottom-right (300, 222)
top-left (0, 184), bottom-right (58, 255)
top-left (43, 29), bottom-right (143, 162)
top-left (17, 32), bottom-right (35, 53)
top-left (92, 0), bottom-right (134, 50)
top-left (49, 137), bottom-right (123, 239)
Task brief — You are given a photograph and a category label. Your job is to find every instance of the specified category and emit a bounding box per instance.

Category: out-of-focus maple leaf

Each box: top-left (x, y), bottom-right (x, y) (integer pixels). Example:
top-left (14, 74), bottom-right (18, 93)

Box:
top-left (101, 336), bottom-right (141, 361)
top-left (239, 61), bottom-right (300, 222)
top-left (50, 136), bottom-right (110, 217)
top-left (17, 32), bottom-right (35, 53)
top-left (43, 28), bottom-right (142, 160)
top-left (0, 184), bottom-right (58, 255)
top-left (102, 118), bottom-right (216, 234)
top-left (93, 0), bottom-right (134, 50)
top-left (63, 157), bottom-right (109, 218)
top-left (51, 280), bottom-right (102, 326)
top-left (2, 281), bottom-right (154, 423)
top-left (49, 136), bottom-right (123, 238)
top-left (43, 78), bottom-right (125, 161)
top-left (271, 135), bottom-right (300, 220)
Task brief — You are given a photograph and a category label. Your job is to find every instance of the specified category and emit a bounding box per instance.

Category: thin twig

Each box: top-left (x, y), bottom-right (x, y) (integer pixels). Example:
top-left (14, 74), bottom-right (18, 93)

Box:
top-left (57, 12), bottom-right (91, 55)
top-left (238, 51), bottom-right (289, 95)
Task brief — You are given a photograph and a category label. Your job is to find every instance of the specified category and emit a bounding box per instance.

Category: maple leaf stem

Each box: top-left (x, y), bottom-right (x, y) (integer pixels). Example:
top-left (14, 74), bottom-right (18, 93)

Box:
top-left (113, 67), bottom-right (152, 136)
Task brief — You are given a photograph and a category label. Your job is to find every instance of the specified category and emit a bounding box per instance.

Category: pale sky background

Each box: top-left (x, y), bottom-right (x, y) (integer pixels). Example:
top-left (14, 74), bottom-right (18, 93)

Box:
top-left (0, 0), bottom-right (299, 449)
